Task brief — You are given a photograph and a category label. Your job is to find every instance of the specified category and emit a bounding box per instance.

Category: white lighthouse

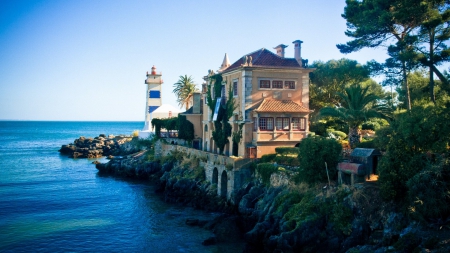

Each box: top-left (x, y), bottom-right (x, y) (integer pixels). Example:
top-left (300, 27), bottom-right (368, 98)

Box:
top-left (139, 66), bottom-right (163, 138)
top-left (139, 65), bottom-right (182, 139)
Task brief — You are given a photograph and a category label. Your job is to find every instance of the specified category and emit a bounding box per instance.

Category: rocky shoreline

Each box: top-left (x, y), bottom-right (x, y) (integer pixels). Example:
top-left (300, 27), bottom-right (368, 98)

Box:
top-left (59, 135), bottom-right (139, 158)
top-left (93, 142), bottom-right (450, 253)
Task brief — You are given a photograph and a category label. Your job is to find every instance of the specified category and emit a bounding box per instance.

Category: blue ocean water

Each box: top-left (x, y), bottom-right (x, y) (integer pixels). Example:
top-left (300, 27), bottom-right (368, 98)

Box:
top-left (0, 121), bottom-right (242, 253)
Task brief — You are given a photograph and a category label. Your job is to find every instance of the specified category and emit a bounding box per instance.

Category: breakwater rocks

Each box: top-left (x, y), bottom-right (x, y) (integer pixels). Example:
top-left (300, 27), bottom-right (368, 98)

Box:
top-left (59, 134), bottom-right (139, 158)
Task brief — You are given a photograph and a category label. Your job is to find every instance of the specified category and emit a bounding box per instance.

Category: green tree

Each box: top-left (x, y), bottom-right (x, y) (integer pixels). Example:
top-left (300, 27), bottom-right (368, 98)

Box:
top-left (320, 84), bottom-right (392, 148)
top-left (338, 0), bottom-right (429, 110)
top-left (415, 1), bottom-right (450, 103)
top-left (296, 136), bottom-right (342, 184)
top-left (173, 75), bottom-right (199, 110)
top-left (309, 58), bottom-right (371, 110)
top-left (377, 105), bottom-right (450, 201)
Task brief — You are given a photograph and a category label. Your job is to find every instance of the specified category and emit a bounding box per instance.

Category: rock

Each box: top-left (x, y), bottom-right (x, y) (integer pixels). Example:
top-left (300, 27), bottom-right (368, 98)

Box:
top-left (202, 236), bottom-right (217, 246)
top-left (92, 161), bottom-right (101, 164)
top-left (186, 218), bottom-right (199, 226)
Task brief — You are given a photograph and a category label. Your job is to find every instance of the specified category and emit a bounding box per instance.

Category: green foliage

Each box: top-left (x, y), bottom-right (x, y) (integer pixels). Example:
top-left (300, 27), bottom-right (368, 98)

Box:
top-left (377, 105), bottom-right (450, 201)
top-left (320, 84), bottom-right (392, 147)
top-left (173, 75), bottom-right (198, 110)
top-left (177, 115), bottom-right (194, 141)
top-left (208, 74), bottom-right (237, 154)
top-left (260, 153), bottom-right (277, 163)
top-left (362, 121), bottom-right (380, 131)
top-left (296, 136), bottom-right (342, 184)
top-left (275, 156), bottom-right (300, 167)
top-left (355, 140), bottom-right (376, 149)
top-left (232, 123), bottom-right (244, 156)
top-left (326, 129), bottom-right (347, 140)
top-left (309, 59), bottom-right (371, 111)
top-left (161, 149), bottom-right (186, 165)
top-left (275, 147), bottom-right (299, 156)
top-left (256, 163), bottom-right (278, 186)
top-left (407, 159), bottom-right (450, 221)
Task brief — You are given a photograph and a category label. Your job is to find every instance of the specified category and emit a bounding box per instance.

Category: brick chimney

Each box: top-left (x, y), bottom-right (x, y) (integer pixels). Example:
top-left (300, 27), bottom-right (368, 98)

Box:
top-left (292, 40), bottom-right (303, 66)
top-left (274, 44), bottom-right (288, 58)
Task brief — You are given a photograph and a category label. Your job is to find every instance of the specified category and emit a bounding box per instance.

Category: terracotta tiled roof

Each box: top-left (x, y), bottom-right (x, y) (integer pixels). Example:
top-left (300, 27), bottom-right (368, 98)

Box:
top-left (222, 48), bottom-right (300, 73)
top-left (255, 99), bottom-right (310, 113)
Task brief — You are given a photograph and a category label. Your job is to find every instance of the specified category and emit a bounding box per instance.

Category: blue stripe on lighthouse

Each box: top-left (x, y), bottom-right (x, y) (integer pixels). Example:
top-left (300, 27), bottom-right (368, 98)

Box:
top-left (149, 91), bottom-right (161, 98)
top-left (148, 106), bottom-right (159, 113)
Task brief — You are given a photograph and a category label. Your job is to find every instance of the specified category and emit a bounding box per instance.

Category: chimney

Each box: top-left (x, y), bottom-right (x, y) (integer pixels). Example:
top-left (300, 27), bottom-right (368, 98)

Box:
top-left (273, 44), bottom-right (288, 58)
top-left (193, 92), bottom-right (201, 114)
top-left (292, 40), bottom-right (303, 66)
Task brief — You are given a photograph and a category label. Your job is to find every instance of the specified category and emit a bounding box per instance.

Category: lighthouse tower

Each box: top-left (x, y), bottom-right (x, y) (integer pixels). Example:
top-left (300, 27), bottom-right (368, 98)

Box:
top-left (142, 65), bottom-right (163, 131)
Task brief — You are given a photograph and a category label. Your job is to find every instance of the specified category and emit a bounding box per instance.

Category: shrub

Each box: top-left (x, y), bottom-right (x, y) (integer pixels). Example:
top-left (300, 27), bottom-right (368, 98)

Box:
top-left (407, 159), bottom-right (450, 221)
top-left (362, 121), bottom-right (380, 131)
top-left (275, 156), bottom-right (300, 167)
top-left (260, 153), bottom-right (277, 163)
top-left (377, 106), bottom-right (450, 201)
top-left (296, 136), bottom-right (342, 184)
top-left (355, 140), bottom-right (376, 148)
top-left (275, 147), bottom-right (299, 156)
top-left (256, 163), bottom-right (278, 185)
top-left (330, 130), bottom-right (347, 140)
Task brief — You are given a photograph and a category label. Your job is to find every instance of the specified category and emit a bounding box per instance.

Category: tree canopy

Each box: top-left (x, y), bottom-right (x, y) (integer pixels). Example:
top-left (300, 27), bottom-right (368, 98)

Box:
top-left (173, 75), bottom-right (199, 110)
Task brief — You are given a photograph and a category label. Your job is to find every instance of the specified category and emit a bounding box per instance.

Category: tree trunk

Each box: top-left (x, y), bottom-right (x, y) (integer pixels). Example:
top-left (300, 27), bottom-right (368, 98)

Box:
top-left (348, 127), bottom-right (361, 149)
top-left (429, 29), bottom-right (436, 104)
top-left (402, 60), bottom-right (412, 111)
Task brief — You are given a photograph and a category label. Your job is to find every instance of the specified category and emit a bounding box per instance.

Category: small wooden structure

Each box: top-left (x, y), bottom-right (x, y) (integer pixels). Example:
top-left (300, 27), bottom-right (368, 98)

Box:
top-left (338, 148), bottom-right (382, 185)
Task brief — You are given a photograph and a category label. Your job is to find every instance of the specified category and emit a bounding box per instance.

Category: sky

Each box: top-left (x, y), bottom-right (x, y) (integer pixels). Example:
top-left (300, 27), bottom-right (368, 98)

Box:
top-left (0, 0), bottom-right (428, 121)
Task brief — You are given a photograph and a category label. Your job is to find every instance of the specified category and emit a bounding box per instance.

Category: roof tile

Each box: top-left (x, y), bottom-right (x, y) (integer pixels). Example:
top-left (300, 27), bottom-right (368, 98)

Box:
top-left (255, 99), bottom-right (310, 113)
top-left (223, 48), bottom-right (300, 73)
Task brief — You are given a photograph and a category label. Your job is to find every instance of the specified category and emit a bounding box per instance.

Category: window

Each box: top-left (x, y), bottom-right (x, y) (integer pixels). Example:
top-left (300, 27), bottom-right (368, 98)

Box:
top-left (276, 117), bottom-right (290, 131)
top-left (260, 80), bottom-right (270, 89)
top-left (233, 80), bottom-right (238, 96)
top-left (253, 117), bottom-right (257, 131)
top-left (292, 117), bottom-right (306, 131)
top-left (259, 117), bottom-right (273, 131)
top-left (285, 81), bottom-right (295, 89)
top-left (272, 80), bottom-right (283, 89)
top-left (221, 85), bottom-right (226, 98)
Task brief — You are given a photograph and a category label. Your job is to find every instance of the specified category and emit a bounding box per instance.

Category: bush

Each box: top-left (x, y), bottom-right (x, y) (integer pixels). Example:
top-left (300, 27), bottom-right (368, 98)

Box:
top-left (407, 159), bottom-right (450, 221)
top-left (355, 140), bottom-right (376, 148)
top-left (275, 147), bottom-right (299, 156)
top-left (260, 153), bottom-right (277, 163)
top-left (296, 136), bottom-right (342, 184)
top-left (330, 130), bottom-right (347, 140)
top-left (362, 121), bottom-right (380, 131)
top-left (256, 163), bottom-right (278, 185)
top-left (275, 156), bottom-right (300, 167)
top-left (377, 106), bottom-right (450, 201)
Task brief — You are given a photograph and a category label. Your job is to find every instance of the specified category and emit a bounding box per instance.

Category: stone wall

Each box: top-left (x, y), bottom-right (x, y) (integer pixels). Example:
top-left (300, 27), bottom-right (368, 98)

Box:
top-left (156, 141), bottom-right (253, 201)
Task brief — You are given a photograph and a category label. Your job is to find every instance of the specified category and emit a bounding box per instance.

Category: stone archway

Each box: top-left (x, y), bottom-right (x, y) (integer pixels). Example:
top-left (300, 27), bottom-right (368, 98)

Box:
top-left (221, 170), bottom-right (228, 198)
top-left (212, 167), bottom-right (218, 185)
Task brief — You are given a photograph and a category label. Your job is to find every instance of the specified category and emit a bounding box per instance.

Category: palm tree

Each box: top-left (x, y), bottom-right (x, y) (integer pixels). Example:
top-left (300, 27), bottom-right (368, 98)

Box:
top-left (320, 84), bottom-right (392, 148)
top-left (173, 75), bottom-right (198, 110)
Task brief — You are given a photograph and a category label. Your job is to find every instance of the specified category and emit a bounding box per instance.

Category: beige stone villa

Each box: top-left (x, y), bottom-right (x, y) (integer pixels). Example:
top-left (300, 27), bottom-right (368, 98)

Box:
top-left (184, 40), bottom-right (313, 158)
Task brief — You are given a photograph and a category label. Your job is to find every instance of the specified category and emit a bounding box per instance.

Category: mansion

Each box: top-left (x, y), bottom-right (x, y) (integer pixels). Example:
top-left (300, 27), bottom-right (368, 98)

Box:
top-left (183, 40), bottom-right (313, 158)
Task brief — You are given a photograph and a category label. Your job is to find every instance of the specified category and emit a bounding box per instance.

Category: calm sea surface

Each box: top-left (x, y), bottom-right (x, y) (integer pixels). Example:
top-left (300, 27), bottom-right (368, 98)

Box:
top-left (0, 121), bottom-right (242, 253)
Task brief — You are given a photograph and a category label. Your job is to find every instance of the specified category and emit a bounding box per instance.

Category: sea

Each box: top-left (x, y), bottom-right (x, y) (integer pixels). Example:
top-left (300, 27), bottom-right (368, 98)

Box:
top-left (0, 121), bottom-right (243, 253)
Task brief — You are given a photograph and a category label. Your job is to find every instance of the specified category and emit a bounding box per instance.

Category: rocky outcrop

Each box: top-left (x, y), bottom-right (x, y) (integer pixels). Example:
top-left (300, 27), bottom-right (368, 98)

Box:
top-left (59, 134), bottom-right (138, 158)
top-left (94, 147), bottom-right (450, 253)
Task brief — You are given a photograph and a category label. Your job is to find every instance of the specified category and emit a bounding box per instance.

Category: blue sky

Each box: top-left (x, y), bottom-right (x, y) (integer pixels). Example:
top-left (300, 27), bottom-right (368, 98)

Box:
top-left (0, 0), bottom-right (423, 121)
